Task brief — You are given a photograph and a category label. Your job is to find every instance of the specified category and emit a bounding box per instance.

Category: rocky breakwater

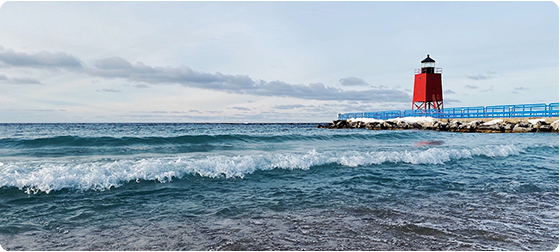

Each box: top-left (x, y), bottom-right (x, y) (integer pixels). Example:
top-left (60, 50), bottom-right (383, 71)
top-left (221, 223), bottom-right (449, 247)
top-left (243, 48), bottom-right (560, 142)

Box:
top-left (318, 117), bottom-right (559, 133)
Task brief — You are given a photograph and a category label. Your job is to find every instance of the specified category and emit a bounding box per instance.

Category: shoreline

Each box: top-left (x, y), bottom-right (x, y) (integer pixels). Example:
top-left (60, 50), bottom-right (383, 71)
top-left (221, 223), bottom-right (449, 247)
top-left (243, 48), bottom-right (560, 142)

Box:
top-left (318, 117), bottom-right (560, 133)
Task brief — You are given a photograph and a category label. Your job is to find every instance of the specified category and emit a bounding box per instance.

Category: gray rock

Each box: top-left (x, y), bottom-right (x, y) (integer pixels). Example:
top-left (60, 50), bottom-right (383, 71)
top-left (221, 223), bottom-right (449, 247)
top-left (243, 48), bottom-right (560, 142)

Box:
top-left (478, 123), bottom-right (503, 133)
top-left (517, 122), bottom-right (531, 128)
top-left (512, 124), bottom-right (531, 133)
top-left (538, 125), bottom-right (552, 132)
top-left (535, 121), bottom-right (548, 127)
top-left (551, 121), bottom-right (559, 132)
top-left (502, 123), bottom-right (515, 131)
top-left (335, 120), bottom-right (348, 128)
top-left (381, 122), bottom-right (394, 129)
top-left (448, 121), bottom-right (462, 131)
top-left (469, 121), bottom-right (482, 127)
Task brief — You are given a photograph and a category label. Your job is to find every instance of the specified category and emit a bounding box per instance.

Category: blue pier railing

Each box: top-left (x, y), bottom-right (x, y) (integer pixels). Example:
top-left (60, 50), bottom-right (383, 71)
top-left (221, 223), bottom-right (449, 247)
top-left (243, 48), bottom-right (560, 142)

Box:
top-left (337, 102), bottom-right (560, 120)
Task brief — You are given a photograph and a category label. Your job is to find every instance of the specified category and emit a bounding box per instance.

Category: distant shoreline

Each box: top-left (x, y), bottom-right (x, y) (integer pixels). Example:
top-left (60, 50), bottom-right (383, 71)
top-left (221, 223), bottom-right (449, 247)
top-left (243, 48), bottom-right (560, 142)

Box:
top-left (319, 117), bottom-right (560, 133)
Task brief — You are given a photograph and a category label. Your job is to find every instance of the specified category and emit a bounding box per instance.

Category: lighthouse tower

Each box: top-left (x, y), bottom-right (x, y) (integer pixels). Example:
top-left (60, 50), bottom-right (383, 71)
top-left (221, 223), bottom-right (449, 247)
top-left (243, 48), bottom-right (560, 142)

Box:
top-left (412, 54), bottom-right (443, 110)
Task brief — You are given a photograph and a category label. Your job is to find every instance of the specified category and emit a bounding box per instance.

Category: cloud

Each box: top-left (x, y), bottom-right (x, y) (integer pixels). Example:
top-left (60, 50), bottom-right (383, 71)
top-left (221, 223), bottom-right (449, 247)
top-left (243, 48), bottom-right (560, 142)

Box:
top-left (480, 85), bottom-right (494, 93)
top-left (130, 110), bottom-right (167, 114)
top-left (272, 104), bottom-right (307, 110)
top-left (512, 87), bottom-right (530, 94)
top-left (444, 89), bottom-right (456, 94)
top-left (96, 88), bottom-right (121, 93)
top-left (230, 106), bottom-right (251, 111)
top-left (87, 57), bottom-right (258, 90)
top-left (0, 74), bottom-right (42, 85)
top-left (464, 84), bottom-right (479, 89)
top-left (339, 77), bottom-right (369, 86)
top-left (134, 84), bottom-right (150, 88)
top-left (467, 71), bottom-right (498, 81)
top-left (87, 57), bottom-right (410, 102)
top-left (445, 98), bottom-right (462, 103)
top-left (0, 47), bottom-right (410, 103)
top-left (0, 47), bottom-right (82, 69)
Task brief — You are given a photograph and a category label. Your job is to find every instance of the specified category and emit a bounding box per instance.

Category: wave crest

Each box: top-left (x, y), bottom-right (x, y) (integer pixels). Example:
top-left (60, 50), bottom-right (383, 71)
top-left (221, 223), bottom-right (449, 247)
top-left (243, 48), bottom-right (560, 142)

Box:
top-left (0, 144), bottom-right (527, 194)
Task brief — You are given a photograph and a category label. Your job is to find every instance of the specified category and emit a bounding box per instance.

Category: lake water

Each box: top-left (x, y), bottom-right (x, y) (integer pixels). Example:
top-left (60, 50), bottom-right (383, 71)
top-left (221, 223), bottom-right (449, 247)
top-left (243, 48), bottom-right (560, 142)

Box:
top-left (0, 123), bottom-right (557, 250)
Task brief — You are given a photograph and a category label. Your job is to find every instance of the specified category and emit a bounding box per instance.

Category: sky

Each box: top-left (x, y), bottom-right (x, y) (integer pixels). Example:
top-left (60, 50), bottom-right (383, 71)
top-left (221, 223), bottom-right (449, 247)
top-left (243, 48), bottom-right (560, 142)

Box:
top-left (0, 1), bottom-right (557, 123)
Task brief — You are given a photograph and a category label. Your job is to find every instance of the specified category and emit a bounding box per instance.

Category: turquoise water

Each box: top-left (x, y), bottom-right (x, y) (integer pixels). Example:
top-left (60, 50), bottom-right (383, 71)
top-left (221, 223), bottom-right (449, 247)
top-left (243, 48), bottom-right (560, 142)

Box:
top-left (0, 123), bottom-right (558, 250)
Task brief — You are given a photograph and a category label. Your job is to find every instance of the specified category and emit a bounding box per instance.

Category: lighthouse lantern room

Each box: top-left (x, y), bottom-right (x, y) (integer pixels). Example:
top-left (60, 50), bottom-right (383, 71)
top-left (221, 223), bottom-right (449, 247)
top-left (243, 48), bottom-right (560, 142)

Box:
top-left (412, 54), bottom-right (443, 110)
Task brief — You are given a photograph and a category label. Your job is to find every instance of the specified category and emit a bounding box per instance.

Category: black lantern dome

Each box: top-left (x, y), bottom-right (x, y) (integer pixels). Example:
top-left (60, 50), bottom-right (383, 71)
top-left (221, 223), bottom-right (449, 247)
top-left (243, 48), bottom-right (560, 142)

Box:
top-left (421, 54), bottom-right (436, 73)
top-left (421, 54), bottom-right (435, 63)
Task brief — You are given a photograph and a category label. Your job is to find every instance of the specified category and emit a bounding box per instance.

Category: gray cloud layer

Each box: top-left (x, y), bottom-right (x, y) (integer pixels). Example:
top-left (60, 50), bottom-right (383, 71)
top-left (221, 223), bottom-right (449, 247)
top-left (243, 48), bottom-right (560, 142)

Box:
top-left (0, 46), bottom-right (411, 102)
top-left (272, 104), bottom-right (307, 110)
top-left (339, 77), bottom-right (369, 86)
top-left (467, 71), bottom-right (497, 81)
top-left (96, 88), bottom-right (122, 93)
top-left (464, 84), bottom-right (479, 89)
top-left (88, 57), bottom-right (409, 102)
top-left (0, 46), bottom-right (83, 69)
top-left (0, 74), bottom-right (42, 85)
top-left (230, 106), bottom-right (251, 111)
top-left (445, 98), bottom-right (462, 103)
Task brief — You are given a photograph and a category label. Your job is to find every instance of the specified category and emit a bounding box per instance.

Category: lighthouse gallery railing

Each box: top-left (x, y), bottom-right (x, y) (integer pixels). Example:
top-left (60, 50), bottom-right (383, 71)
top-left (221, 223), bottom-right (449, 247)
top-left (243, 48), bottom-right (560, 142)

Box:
top-left (337, 102), bottom-right (559, 120)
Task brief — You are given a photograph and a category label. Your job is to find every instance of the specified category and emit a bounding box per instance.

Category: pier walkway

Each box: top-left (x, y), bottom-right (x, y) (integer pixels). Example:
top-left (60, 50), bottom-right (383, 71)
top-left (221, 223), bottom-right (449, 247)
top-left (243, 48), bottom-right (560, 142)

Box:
top-left (338, 103), bottom-right (559, 121)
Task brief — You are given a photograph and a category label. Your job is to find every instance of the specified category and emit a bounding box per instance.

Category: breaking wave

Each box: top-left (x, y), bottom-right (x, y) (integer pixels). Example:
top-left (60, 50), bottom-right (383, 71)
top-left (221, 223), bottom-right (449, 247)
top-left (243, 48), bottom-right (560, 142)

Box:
top-left (0, 144), bottom-right (531, 194)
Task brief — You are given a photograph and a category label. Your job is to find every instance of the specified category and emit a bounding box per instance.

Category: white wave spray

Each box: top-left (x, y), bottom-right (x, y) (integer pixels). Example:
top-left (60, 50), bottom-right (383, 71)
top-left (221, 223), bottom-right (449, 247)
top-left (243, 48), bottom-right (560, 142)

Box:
top-left (0, 144), bottom-right (529, 194)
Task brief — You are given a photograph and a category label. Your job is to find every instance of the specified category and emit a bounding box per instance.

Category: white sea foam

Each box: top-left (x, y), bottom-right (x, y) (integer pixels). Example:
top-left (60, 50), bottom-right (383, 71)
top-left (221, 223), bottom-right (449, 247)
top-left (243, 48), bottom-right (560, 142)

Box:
top-left (0, 144), bottom-right (529, 194)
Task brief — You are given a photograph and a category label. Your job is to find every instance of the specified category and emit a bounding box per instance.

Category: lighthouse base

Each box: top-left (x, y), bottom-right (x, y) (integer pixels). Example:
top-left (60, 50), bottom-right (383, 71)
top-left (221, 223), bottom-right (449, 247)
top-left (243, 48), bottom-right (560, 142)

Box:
top-left (412, 100), bottom-right (443, 111)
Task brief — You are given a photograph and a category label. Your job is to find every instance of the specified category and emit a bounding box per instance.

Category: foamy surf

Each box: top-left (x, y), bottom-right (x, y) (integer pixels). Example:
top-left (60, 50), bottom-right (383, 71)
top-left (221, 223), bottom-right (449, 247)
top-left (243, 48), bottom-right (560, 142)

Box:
top-left (0, 143), bottom-right (532, 194)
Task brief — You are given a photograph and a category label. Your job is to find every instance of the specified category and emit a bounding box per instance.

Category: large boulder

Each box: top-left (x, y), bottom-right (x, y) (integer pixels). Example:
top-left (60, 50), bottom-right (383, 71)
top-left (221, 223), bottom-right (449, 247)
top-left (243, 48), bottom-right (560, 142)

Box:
top-left (501, 122), bottom-right (515, 133)
top-left (396, 121), bottom-right (407, 129)
top-left (334, 120), bottom-right (348, 129)
top-left (512, 123), bottom-right (532, 133)
top-left (365, 122), bottom-right (381, 130)
top-left (538, 124), bottom-right (552, 132)
top-left (357, 121), bottom-right (367, 128)
top-left (411, 122), bottom-right (423, 129)
top-left (437, 122), bottom-right (450, 131)
top-left (448, 121), bottom-right (462, 132)
top-left (381, 121), bottom-right (395, 129)
top-left (478, 123), bottom-right (503, 133)
top-left (421, 120), bottom-right (438, 130)
top-left (551, 120), bottom-right (559, 132)
top-left (456, 123), bottom-right (471, 132)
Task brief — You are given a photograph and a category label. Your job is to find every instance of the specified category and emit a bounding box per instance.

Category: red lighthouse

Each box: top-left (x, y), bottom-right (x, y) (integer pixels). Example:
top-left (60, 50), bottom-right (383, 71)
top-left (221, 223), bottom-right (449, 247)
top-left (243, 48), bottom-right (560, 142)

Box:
top-left (412, 54), bottom-right (443, 110)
